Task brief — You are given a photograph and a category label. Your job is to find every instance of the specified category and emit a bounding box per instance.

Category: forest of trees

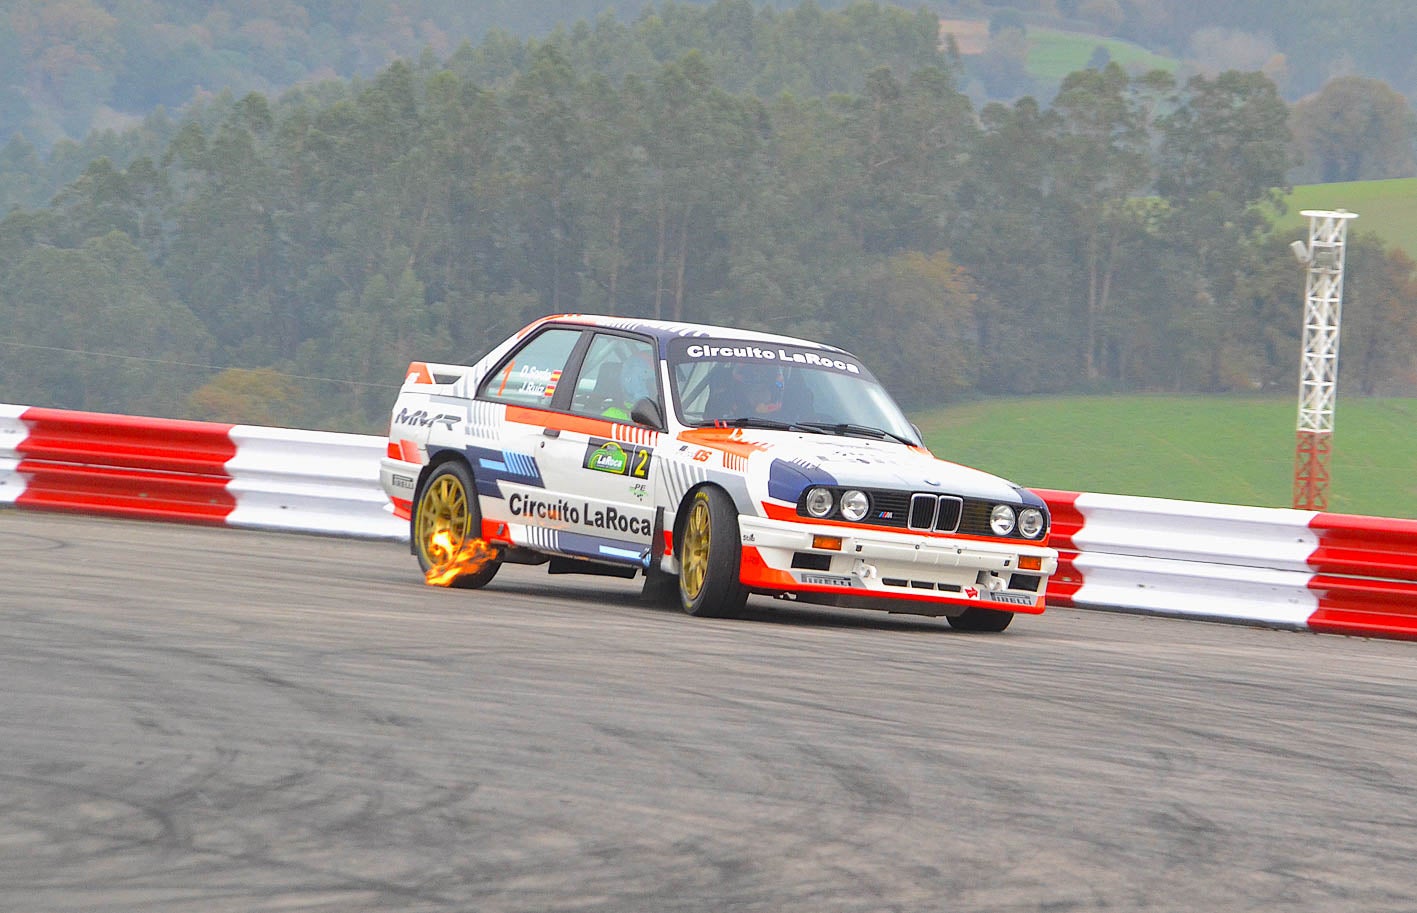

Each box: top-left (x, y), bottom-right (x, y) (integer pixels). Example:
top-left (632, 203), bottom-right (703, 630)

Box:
top-left (10, 0), bottom-right (1417, 151)
top-left (2, 1), bottom-right (1416, 432)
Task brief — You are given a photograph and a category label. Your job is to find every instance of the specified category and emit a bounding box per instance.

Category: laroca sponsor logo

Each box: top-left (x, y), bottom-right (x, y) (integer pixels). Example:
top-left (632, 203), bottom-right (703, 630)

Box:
top-left (508, 492), bottom-right (652, 537)
top-left (684, 344), bottom-right (861, 375)
top-left (582, 438), bottom-right (653, 479)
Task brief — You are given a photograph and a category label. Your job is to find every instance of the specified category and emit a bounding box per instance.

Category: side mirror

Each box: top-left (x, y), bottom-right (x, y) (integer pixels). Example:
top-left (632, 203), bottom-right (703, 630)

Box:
top-left (630, 398), bottom-right (665, 430)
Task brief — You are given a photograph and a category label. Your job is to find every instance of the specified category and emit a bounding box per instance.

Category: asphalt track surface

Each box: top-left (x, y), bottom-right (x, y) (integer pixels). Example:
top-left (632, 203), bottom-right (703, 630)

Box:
top-left (3, 511), bottom-right (1417, 913)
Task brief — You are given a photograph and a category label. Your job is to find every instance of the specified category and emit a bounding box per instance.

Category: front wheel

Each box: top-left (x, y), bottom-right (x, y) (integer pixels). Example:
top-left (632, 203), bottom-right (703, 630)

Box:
top-left (677, 487), bottom-right (749, 618)
top-left (946, 607), bottom-right (1013, 632)
top-left (413, 462), bottom-right (500, 589)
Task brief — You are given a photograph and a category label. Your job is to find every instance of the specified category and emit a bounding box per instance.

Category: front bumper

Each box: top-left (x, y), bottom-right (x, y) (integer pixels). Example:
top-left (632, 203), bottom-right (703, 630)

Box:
top-left (736, 514), bottom-right (1057, 616)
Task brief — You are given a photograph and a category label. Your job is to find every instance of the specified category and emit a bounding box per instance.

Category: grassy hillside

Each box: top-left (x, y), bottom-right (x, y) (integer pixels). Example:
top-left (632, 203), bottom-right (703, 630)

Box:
top-left (1025, 28), bottom-right (1178, 82)
top-left (941, 18), bottom-right (1178, 87)
top-left (912, 395), bottom-right (1417, 518)
top-left (1275, 178), bottom-right (1417, 258)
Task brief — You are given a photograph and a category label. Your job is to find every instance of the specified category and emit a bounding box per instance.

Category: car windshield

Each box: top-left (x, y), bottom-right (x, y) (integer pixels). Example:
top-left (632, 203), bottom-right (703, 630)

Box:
top-left (667, 337), bottom-right (919, 444)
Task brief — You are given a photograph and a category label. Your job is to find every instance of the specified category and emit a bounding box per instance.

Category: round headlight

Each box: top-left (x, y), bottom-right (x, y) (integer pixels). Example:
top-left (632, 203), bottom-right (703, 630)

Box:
top-left (1018, 507), bottom-right (1045, 539)
top-left (805, 487), bottom-right (835, 518)
top-left (839, 489), bottom-right (870, 522)
top-left (989, 504), bottom-right (1016, 536)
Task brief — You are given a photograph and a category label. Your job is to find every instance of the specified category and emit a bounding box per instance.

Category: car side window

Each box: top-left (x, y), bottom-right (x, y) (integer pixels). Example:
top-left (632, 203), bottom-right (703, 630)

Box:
top-left (568, 333), bottom-right (660, 423)
top-left (478, 328), bottom-right (582, 408)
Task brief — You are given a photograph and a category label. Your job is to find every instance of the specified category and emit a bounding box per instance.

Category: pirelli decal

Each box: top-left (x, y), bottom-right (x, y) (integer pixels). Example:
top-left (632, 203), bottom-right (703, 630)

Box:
top-left (800, 572), bottom-right (854, 588)
top-left (583, 438), bottom-right (653, 479)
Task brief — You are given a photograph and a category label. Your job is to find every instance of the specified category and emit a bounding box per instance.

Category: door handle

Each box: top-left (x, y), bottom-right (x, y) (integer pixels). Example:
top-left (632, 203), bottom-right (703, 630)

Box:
top-left (542, 428), bottom-right (561, 438)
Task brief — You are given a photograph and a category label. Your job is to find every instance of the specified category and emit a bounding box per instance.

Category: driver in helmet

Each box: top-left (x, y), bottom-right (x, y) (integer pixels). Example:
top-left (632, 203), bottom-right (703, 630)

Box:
top-left (602, 353), bottom-right (658, 422)
top-left (724, 362), bottom-right (784, 417)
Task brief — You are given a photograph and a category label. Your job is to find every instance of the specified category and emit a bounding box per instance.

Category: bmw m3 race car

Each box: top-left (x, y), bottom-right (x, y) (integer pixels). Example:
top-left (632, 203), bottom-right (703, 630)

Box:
top-left (380, 315), bottom-right (1057, 631)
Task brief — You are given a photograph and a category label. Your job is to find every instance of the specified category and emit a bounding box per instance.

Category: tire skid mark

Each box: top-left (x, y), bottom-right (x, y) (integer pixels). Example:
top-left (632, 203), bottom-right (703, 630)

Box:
top-left (7, 514), bottom-right (1417, 912)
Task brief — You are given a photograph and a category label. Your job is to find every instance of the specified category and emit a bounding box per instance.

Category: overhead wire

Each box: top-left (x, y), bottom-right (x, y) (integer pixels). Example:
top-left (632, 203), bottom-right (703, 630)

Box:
top-left (0, 336), bottom-right (401, 390)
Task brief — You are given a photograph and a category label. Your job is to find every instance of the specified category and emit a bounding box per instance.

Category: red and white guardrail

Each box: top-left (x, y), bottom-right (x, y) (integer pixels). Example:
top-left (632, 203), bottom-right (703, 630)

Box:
top-left (0, 404), bottom-right (402, 539)
top-left (2, 404), bottom-right (1415, 640)
top-left (1037, 489), bottom-right (1417, 640)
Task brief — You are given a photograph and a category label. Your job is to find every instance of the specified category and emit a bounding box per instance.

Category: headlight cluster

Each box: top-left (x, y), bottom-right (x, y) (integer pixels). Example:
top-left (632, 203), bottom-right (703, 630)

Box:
top-left (804, 486), bottom-right (871, 522)
top-left (800, 486), bottom-right (1048, 540)
top-left (989, 504), bottom-right (1047, 539)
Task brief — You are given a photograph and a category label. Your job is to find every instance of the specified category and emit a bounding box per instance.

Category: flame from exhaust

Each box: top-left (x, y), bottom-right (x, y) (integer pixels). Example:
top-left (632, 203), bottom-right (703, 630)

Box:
top-left (424, 530), bottom-right (497, 587)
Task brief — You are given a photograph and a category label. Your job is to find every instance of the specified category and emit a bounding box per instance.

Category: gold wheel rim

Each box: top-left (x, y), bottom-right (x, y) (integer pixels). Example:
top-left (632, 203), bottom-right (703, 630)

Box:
top-left (681, 495), bottom-right (711, 600)
top-left (416, 473), bottom-right (470, 569)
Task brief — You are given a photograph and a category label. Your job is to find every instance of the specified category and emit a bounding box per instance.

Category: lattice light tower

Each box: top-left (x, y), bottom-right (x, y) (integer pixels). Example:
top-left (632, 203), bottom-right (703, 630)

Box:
top-left (1291, 209), bottom-right (1357, 510)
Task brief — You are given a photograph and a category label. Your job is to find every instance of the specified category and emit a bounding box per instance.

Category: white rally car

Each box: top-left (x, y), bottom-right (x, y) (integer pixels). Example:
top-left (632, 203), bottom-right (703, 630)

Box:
top-left (380, 315), bottom-right (1056, 631)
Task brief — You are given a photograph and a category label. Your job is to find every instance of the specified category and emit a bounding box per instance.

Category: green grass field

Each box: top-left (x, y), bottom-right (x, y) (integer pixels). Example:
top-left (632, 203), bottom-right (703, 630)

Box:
top-left (1274, 178), bottom-right (1417, 258)
top-left (912, 395), bottom-right (1417, 518)
top-left (1025, 28), bottom-right (1178, 83)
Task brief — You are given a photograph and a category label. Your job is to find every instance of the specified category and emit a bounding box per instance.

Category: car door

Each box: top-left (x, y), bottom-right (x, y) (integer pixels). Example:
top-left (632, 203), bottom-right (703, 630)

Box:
top-left (535, 330), bottom-right (664, 567)
top-left (473, 325), bottom-right (587, 548)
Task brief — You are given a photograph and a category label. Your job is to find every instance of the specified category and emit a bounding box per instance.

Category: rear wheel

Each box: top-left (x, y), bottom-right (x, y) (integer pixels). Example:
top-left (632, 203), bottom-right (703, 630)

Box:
top-left (413, 462), bottom-right (500, 589)
top-left (677, 487), bottom-right (749, 618)
top-left (946, 607), bottom-right (1013, 632)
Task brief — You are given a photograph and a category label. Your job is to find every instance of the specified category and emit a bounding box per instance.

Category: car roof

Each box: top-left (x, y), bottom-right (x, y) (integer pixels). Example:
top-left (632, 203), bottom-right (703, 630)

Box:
top-left (532, 313), bottom-right (851, 355)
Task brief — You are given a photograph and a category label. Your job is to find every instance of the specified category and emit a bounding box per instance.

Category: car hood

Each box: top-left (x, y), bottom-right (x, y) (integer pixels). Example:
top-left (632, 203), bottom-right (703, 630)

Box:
top-left (680, 428), bottom-right (1029, 503)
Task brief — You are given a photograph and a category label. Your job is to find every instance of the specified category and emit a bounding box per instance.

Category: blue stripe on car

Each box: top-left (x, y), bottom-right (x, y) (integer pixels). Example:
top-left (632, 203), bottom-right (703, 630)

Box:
top-left (429, 444), bottom-right (545, 499)
top-left (767, 457), bottom-right (837, 504)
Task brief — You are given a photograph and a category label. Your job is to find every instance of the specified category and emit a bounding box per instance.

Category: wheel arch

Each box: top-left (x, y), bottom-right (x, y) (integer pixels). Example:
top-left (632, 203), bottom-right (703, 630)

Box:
top-left (415, 448), bottom-right (475, 500)
top-left (670, 480), bottom-right (735, 563)
top-left (409, 449), bottom-right (477, 555)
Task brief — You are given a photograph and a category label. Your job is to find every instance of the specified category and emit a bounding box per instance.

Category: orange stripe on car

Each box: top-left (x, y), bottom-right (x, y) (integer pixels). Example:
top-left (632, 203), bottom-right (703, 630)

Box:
top-left (404, 362), bottom-right (435, 385)
top-left (740, 546), bottom-right (1044, 613)
top-left (482, 517), bottom-right (510, 545)
top-left (388, 439), bottom-right (422, 462)
top-left (677, 427), bottom-right (772, 461)
top-left (505, 405), bottom-right (625, 438)
top-left (738, 546), bottom-right (798, 589)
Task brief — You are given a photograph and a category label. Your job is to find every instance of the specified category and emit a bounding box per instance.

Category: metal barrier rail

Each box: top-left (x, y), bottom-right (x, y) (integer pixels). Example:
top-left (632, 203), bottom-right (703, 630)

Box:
top-left (0, 404), bottom-right (402, 539)
top-left (1, 405), bottom-right (236, 521)
top-left (4, 404), bottom-right (1415, 639)
top-left (1035, 489), bottom-right (1417, 640)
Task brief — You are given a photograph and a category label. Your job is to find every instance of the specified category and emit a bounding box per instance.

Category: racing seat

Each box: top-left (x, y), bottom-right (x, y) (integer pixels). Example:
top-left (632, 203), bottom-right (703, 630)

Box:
top-left (589, 360), bottom-right (622, 413)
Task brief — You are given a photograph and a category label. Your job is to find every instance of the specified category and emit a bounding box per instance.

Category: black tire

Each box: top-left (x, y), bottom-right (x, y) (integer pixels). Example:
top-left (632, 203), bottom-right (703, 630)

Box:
top-left (946, 607), bottom-right (1013, 632)
top-left (676, 487), bottom-right (749, 618)
top-left (413, 461), bottom-right (500, 589)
